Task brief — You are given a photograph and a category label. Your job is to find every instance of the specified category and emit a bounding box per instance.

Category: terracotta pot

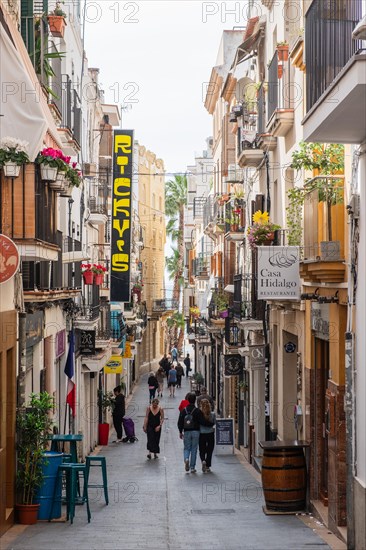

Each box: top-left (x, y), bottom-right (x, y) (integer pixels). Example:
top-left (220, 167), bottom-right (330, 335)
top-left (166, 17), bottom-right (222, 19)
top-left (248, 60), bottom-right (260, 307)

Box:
top-left (3, 161), bottom-right (21, 178)
top-left (48, 15), bottom-right (66, 38)
top-left (94, 274), bottom-right (103, 286)
top-left (277, 45), bottom-right (289, 62)
top-left (277, 64), bottom-right (284, 79)
top-left (230, 224), bottom-right (239, 232)
top-left (83, 271), bottom-right (94, 285)
top-left (15, 503), bottom-right (40, 525)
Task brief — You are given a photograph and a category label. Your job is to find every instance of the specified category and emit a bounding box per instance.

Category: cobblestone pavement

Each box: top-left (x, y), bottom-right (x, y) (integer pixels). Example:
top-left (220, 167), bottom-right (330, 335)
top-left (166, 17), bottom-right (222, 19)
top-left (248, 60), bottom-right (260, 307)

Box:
top-left (2, 375), bottom-right (345, 550)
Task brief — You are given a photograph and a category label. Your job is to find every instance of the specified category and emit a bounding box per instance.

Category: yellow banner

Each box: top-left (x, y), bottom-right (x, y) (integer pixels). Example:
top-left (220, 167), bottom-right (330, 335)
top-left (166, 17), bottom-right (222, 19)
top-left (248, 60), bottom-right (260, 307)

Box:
top-left (121, 342), bottom-right (132, 359)
top-left (104, 355), bottom-right (123, 374)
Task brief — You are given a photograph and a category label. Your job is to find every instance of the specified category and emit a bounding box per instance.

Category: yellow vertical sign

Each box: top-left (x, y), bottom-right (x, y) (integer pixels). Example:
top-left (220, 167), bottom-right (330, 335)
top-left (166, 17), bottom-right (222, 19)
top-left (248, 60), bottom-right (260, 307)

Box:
top-left (121, 342), bottom-right (132, 359)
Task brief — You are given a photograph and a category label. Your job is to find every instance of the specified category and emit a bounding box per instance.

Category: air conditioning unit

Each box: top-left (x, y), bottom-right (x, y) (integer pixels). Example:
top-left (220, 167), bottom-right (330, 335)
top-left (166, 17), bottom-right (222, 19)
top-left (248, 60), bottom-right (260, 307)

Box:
top-left (227, 164), bottom-right (242, 183)
top-left (83, 162), bottom-right (97, 177)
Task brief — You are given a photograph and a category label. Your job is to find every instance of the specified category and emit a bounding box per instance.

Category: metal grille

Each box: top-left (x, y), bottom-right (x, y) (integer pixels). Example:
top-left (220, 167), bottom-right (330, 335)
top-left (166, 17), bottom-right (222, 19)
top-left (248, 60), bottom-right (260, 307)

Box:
top-left (306, 0), bottom-right (362, 111)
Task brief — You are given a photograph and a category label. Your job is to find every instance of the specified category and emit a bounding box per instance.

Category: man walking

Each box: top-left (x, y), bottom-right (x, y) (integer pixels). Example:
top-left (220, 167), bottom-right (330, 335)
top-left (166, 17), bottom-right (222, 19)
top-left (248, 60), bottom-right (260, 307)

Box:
top-left (171, 344), bottom-right (178, 363)
top-left (183, 353), bottom-right (191, 377)
top-left (112, 385), bottom-right (125, 443)
top-left (175, 362), bottom-right (184, 388)
top-left (178, 392), bottom-right (214, 473)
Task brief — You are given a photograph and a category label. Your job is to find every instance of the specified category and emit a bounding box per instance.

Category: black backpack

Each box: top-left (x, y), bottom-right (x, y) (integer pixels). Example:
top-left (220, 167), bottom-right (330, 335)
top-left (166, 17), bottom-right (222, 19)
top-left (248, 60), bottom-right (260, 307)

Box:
top-left (183, 407), bottom-right (196, 430)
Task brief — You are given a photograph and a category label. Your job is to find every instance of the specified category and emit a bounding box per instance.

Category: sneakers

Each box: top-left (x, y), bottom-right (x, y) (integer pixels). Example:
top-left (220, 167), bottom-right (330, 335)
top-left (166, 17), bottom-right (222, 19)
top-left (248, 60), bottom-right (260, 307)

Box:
top-left (147, 453), bottom-right (152, 460)
top-left (184, 459), bottom-right (190, 472)
top-left (190, 468), bottom-right (197, 473)
top-left (206, 467), bottom-right (211, 472)
top-left (202, 461), bottom-right (207, 473)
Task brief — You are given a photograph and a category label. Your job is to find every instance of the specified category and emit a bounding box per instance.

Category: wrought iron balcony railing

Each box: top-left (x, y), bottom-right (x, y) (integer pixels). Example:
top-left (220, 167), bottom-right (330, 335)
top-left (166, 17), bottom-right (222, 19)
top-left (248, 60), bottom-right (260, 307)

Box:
top-left (152, 299), bottom-right (179, 312)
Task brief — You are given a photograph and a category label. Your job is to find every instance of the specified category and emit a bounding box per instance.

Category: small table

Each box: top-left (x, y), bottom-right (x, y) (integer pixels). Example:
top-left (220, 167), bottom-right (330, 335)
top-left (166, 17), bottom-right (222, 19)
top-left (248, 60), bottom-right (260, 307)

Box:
top-left (49, 434), bottom-right (83, 463)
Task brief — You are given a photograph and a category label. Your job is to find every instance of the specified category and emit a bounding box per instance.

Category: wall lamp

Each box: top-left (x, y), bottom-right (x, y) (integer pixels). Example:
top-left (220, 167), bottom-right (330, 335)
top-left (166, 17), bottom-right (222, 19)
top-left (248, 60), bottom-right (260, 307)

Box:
top-left (317, 291), bottom-right (339, 304)
top-left (300, 288), bottom-right (319, 301)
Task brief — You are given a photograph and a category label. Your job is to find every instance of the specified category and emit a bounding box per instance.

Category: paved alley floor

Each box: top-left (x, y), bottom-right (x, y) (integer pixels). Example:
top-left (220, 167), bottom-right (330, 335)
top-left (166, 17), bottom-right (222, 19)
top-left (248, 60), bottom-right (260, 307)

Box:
top-left (3, 375), bottom-right (345, 550)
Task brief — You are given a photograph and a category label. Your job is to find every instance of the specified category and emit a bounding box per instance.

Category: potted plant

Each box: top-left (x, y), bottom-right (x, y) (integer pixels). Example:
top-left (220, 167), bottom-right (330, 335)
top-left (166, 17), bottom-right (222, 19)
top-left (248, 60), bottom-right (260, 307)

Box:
top-left (277, 41), bottom-right (289, 62)
top-left (48, 1), bottom-right (67, 38)
top-left (192, 372), bottom-right (204, 395)
top-left (247, 210), bottom-right (281, 249)
top-left (60, 163), bottom-right (82, 197)
top-left (35, 147), bottom-right (60, 182)
top-left (50, 152), bottom-right (70, 191)
top-left (225, 212), bottom-right (241, 232)
top-left (97, 389), bottom-right (114, 446)
top-left (189, 306), bottom-right (200, 319)
top-left (16, 392), bottom-right (54, 524)
top-left (81, 263), bottom-right (93, 285)
top-left (92, 264), bottom-right (107, 285)
top-left (0, 137), bottom-right (30, 178)
top-left (213, 290), bottom-right (229, 317)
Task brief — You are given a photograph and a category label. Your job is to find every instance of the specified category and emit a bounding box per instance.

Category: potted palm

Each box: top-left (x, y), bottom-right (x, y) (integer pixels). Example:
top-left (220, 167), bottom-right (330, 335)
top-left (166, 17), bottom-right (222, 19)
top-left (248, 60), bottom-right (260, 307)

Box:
top-left (0, 137), bottom-right (30, 178)
top-left (48, 1), bottom-right (67, 38)
top-left (16, 392), bottom-right (54, 524)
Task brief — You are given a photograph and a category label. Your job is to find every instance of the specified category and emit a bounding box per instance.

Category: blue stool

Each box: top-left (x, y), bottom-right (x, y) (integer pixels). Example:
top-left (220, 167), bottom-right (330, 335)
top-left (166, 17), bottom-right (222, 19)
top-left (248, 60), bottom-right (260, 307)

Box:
top-left (85, 456), bottom-right (109, 505)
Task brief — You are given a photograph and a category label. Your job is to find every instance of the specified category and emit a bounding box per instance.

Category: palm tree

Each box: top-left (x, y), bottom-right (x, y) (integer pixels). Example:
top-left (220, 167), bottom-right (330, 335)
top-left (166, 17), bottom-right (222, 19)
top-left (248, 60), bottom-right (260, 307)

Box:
top-left (165, 175), bottom-right (187, 304)
top-left (166, 311), bottom-right (185, 354)
top-left (165, 249), bottom-right (183, 306)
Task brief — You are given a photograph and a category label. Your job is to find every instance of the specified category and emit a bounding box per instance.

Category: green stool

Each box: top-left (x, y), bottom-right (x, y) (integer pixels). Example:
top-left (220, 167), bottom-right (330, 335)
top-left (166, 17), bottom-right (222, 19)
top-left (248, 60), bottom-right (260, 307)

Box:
top-left (85, 456), bottom-right (109, 505)
top-left (68, 464), bottom-right (91, 524)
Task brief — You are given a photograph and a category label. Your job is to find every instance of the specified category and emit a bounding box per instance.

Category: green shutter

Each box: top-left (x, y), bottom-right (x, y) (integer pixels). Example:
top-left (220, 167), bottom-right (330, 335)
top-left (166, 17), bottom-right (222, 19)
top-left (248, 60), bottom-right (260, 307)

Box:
top-left (20, 0), bottom-right (34, 60)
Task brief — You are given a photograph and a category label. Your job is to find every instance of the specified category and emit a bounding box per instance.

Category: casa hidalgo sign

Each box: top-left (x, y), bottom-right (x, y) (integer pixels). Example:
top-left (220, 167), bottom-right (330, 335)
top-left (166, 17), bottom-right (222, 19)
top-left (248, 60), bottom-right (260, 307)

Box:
top-left (257, 246), bottom-right (300, 300)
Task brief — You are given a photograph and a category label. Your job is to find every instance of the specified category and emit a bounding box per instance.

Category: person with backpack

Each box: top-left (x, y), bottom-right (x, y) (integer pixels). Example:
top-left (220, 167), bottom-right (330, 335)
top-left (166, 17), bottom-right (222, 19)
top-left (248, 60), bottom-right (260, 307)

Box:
top-left (148, 371), bottom-right (159, 402)
top-left (167, 364), bottom-right (177, 397)
top-left (175, 362), bottom-right (184, 388)
top-left (183, 353), bottom-right (191, 377)
top-left (112, 385), bottom-right (125, 443)
top-left (143, 398), bottom-right (164, 459)
top-left (177, 392), bottom-right (214, 473)
top-left (198, 398), bottom-right (216, 472)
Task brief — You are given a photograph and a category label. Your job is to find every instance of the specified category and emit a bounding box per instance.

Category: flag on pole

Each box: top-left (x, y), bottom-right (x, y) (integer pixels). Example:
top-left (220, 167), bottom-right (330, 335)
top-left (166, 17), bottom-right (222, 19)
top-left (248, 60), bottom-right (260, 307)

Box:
top-left (64, 330), bottom-right (76, 417)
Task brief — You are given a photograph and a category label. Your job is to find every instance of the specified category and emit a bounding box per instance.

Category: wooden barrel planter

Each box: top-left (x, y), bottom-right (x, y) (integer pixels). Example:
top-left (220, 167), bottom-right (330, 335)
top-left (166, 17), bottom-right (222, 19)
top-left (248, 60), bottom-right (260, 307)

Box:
top-left (261, 444), bottom-right (307, 512)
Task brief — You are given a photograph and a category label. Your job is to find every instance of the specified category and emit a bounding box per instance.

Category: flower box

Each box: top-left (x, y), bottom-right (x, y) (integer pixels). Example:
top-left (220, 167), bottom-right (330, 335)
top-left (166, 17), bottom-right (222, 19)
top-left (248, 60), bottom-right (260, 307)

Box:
top-left (83, 271), bottom-right (94, 285)
top-left (3, 161), bottom-right (21, 178)
top-left (94, 274), bottom-right (103, 286)
top-left (40, 165), bottom-right (58, 182)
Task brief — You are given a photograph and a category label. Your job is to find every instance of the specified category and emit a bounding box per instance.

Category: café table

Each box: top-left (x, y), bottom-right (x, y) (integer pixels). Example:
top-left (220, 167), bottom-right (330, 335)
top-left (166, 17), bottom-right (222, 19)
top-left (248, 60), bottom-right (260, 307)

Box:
top-left (49, 434), bottom-right (83, 463)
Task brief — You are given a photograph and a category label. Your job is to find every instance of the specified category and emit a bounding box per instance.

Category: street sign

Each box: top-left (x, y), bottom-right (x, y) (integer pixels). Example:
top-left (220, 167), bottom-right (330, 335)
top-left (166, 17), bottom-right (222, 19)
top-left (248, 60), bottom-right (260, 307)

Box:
top-left (224, 354), bottom-right (242, 376)
top-left (249, 344), bottom-right (266, 369)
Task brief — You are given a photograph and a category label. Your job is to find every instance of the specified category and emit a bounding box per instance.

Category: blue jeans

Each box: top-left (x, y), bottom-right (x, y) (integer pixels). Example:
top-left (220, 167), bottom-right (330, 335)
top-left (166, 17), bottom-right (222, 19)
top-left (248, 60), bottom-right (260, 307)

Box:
top-left (183, 430), bottom-right (200, 469)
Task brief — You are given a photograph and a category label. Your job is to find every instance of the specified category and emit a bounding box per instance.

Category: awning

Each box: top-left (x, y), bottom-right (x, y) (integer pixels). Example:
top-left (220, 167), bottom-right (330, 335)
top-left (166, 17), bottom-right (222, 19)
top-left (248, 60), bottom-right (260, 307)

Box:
top-left (231, 16), bottom-right (266, 69)
top-left (0, 8), bottom-right (62, 156)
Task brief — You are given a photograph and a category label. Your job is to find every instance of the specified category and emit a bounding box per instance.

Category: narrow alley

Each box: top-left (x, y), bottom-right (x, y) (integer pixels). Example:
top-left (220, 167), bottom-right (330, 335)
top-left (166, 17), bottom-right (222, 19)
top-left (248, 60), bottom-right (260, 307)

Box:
top-left (3, 376), bottom-right (345, 550)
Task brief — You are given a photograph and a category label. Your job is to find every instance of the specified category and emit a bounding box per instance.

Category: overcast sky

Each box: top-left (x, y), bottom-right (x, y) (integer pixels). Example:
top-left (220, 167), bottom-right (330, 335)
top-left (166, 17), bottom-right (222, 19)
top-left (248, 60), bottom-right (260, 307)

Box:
top-left (84, 1), bottom-right (250, 174)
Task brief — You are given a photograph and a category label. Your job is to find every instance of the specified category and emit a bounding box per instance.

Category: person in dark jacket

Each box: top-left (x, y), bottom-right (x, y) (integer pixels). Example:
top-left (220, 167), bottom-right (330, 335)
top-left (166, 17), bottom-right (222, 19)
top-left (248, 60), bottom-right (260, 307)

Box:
top-left (177, 392), bottom-right (214, 473)
top-left (160, 354), bottom-right (171, 381)
top-left (175, 362), bottom-right (184, 388)
top-left (148, 372), bottom-right (159, 402)
top-left (183, 353), bottom-right (191, 377)
top-left (112, 385), bottom-right (125, 443)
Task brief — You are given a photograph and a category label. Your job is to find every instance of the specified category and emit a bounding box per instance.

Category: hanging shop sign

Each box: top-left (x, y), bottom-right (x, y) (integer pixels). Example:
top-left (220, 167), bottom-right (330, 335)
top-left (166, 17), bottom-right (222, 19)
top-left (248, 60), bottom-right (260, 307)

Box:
top-left (224, 354), bottom-right (242, 376)
top-left (0, 234), bottom-right (20, 284)
top-left (26, 311), bottom-right (44, 348)
top-left (284, 341), bottom-right (296, 353)
top-left (257, 246), bottom-right (300, 300)
top-left (104, 355), bottom-right (123, 374)
top-left (79, 330), bottom-right (96, 355)
top-left (248, 344), bottom-right (266, 369)
top-left (110, 129), bottom-right (134, 302)
top-left (55, 329), bottom-right (66, 358)
top-left (311, 303), bottom-right (330, 340)
top-left (121, 341), bottom-right (132, 359)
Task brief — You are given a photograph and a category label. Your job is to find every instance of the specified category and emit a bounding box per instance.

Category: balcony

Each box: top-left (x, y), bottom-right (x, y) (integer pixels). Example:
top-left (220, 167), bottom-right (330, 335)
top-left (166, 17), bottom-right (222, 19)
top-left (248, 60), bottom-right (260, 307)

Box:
top-left (300, 177), bottom-right (346, 283)
top-left (88, 199), bottom-right (108, 225)
top-left (237, 125), bottom-right (263, 168)
top-left (203, 196), bottom-right (217, 234)
top-left (256, 83), bottom-right (277, 151)
top-left (95, 303), bottom-right (112, 348)
top-left (266, 53), bottom-right (294, 137)
top-left (192, 257), bottom-right (210, 280)
top-left (152, 299), bottom-right (179, 313)
top-left (51, 73), bottom-right (82, 154)
top-left (74, 305), bottom-right (101, 330)
top-left (193, 197), bottom-right (206, 222)
top-left (302, 0), bottom-right (365, 143)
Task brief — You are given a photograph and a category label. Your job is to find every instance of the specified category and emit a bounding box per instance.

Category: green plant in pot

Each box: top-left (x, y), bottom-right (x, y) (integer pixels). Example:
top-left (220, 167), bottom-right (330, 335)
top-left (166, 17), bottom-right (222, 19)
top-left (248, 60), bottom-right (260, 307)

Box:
top-left (192, 372), bottom-right (204, 394)
top-left (16, 392), bottom-right (54, 524)
top-left (213, 290), bottom-right (229, 317)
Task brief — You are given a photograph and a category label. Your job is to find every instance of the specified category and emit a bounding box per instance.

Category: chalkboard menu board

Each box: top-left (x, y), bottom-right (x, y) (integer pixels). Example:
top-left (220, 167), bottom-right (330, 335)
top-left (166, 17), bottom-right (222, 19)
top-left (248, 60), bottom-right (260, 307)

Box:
top-left (216, 418), bottom-right (234, 446)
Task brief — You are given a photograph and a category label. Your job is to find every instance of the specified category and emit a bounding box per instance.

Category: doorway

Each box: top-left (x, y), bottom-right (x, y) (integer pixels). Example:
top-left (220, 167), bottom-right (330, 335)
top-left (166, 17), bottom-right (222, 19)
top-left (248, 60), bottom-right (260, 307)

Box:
top-left (315, 337), bottom-right (330, 504)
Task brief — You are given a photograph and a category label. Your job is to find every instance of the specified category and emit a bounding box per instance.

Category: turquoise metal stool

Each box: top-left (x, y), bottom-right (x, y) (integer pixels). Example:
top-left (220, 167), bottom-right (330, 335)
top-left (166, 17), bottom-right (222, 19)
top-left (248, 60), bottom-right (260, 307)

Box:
top-left (49, 463), bottom-right (91, 524)
top-left (85, 456), bottom-right (109, 505)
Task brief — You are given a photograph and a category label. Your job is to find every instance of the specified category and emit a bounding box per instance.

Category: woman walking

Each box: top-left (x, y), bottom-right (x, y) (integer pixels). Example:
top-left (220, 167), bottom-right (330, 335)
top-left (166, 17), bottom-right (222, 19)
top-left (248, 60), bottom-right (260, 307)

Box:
top-left (148, 371), bottom-right (159, 402)
top-left (156, 367), bottom-right (165, 398)
top-left (143, 398), bottom-right (164, 459)
top-left (198, 398), bottom-right (216, 472)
